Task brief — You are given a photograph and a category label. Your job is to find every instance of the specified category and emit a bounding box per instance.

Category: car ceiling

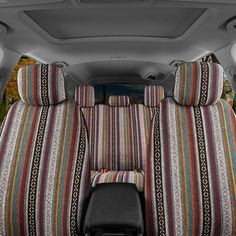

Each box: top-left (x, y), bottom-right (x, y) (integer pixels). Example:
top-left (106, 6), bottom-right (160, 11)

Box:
top-left (0, 0), bottom-right (236, 85)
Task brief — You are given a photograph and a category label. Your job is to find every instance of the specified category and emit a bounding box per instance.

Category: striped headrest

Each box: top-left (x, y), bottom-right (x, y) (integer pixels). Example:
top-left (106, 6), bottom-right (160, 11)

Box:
top-left (174, 62), bottom-right (224, 106)
top-left (74, 85), bottom-right (95, 107)
top-left (18, 64), bottom-right (66, 106)
top-left (144, 85), bottom-right (165, 107)
top-left (109, 96), bottom-right (130, 107)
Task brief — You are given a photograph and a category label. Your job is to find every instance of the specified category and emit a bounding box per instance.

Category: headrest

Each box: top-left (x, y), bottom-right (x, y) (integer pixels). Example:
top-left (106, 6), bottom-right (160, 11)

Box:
top-left (18, 64), bottom-right (66, 106)
top-left (174, 62), bottom-right (223, 106)
top-left (74, 85), bottom-right (95, 107)
top-left (109, 96), bottom-right (130, 107)
top-left (144, 85), bottom-right (165, 107)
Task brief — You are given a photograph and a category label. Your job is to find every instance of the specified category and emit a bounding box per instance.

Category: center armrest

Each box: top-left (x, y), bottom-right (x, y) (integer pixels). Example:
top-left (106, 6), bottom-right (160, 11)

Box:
top-left (84, 183), bottom-right (144, 235)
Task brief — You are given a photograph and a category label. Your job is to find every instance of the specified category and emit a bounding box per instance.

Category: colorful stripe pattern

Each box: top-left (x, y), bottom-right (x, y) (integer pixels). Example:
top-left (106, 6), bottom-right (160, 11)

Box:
top-left (18, 64), bottom-right (66, 105)
top-left (74, 85), bottom-right (95, 107)
top-left (144, 85), bottom-right (165, 107)
top-left (82, 104), bottom-right (152, 171)
top-left (91, 170), bottom-right (144, 192)
top-left (77, 85), bottom-right (158, 190)
top-left (174, 62), bottom-right (223, 106)
top-left (109, 95), bottom-right (130, 107)
top-left (0, 99), bottom-right (90, 236)
top-left (145, 98), bottom-right (236, 235)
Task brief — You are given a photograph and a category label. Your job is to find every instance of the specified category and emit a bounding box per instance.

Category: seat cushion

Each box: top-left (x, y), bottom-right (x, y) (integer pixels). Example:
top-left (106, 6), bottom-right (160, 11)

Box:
top-left (91, 170), bottom-right (144, 192)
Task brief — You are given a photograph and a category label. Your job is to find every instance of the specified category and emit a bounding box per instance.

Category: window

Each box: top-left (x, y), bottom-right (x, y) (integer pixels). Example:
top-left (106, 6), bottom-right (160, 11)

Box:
top-left (94, 84), bottom-right (146, 104)
top-left (0, 56), bottom-right (37, 122)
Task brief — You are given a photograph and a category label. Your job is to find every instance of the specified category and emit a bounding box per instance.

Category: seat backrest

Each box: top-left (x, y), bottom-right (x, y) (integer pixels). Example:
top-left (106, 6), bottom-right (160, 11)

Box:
top-left (0, 64), bottom-right (89, 235)
top-left (75, 85), bottom-right (162, 171)
top-left (145, 62), bottom-right (236, 235)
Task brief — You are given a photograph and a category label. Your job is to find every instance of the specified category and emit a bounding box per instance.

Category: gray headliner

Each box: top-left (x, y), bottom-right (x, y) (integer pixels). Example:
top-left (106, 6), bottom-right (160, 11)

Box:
top-left (0, 0), bottom-right (236, 89)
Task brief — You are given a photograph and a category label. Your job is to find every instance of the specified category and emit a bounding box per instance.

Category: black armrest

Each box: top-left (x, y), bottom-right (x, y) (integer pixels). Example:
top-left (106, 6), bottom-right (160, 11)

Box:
top-left (84, 183), bottom-right (144, 235)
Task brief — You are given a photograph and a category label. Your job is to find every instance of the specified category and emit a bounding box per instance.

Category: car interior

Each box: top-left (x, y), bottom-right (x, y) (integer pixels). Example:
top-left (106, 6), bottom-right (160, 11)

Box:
top-left (0, 0), bottom-right (235, 236)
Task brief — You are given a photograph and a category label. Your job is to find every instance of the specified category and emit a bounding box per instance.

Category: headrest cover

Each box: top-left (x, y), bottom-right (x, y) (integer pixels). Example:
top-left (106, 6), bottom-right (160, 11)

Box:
top-left (109, 96), bottom-right (130, 107)
top-left (144, 85), bottom-right (165, 107)
top-left (74, 85), bottom-right (95, 107)
top-left (18, 64), bottom-right (66, 106)
top-left (174, 62), bottom-right (223, 106)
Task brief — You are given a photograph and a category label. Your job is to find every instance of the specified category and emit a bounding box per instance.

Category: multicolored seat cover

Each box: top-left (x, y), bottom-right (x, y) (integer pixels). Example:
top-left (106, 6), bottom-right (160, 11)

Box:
top-left (18, 64), bottom-right (66, 106)
top-left (75, 86), bottom-right (164, 191)
top-left (145, 62), bottom-right (236, 235)
top-left (144, 85), bottom-right (165, 108)
top-left (91, 170), bottom-right (144, 192)
top-left (109, 95), bottom-right (130, 107)
top-left (0, 64), bottom-right (90, 235)
top-left (81, 103), bottom-right (150, 171)
top-left (74, 85), bottom-right (95, 108)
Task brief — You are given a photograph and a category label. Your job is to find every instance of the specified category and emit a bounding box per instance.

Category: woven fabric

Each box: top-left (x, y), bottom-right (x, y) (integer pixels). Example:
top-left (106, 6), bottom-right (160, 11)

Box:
top-left (82, 104), bottom-right (152, 171)
top-left (109, 95), bottom-right (130, 107)
top-left (91, 170), bottom-right (144, 192)
top-left (0, 99), bottom-right (90, 235)
top-left (18, 64), bottom-right (66, 105)
top-left (74, 85), bottom-right (95, 107)
top-left (145, 98), bottom-right (236, 235)
top-left (174, 62), bottom-right (223, 106)
top-left (144, 85), bottom-right (165, 107)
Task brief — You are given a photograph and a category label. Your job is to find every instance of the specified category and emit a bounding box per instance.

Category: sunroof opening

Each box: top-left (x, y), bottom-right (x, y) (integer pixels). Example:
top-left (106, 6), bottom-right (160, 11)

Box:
top-left (25, 7), bottom-right (206, 39)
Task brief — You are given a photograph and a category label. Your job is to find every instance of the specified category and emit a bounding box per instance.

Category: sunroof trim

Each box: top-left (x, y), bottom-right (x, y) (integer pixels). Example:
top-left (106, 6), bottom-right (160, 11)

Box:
top-left (20, 8), bottom-right (211, 44)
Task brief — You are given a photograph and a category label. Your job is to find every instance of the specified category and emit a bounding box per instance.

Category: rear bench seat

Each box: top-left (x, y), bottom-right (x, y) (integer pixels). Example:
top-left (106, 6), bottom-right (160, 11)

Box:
top-left (146, 62), bottom-right (236, 235)
top-left (75, 85), bottom-right (165, 192)
top-left (0, 64), bottom-right (90, 235)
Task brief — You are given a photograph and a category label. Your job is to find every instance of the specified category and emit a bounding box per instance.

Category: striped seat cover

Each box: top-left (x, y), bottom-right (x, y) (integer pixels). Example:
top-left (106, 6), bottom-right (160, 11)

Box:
top-left (144, 85), bottom-right (165, 120)
top-left (82, 103), bottom-right (151, 171)
top-left (145, 62), bottom-right (236, 235)
top-left (74, 85), bottom-right (95, 108)
top-left (144, 85), bottom-right (165, 108)
top-left (0, 64), bottom-right (90, 235)
top-left (91, 170), bottom-right (144, 192)
top-left (75, 86), bottom-right (159, 191)
top-left (75, 85), bottom-right (164, 191)
top-left (109, 95), bottom-right (130, 107)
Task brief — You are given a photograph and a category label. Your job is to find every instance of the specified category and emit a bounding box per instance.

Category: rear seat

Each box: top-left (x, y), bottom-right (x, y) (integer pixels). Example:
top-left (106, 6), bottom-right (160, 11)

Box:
top-left (0, 64), bottom-right (90, 235)
top-left (145, 62), bottom-right (236, 235)
top-left (90, 95), bottom-right (147, 192)
top-left (75, 85), bottom-right (164, 192)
